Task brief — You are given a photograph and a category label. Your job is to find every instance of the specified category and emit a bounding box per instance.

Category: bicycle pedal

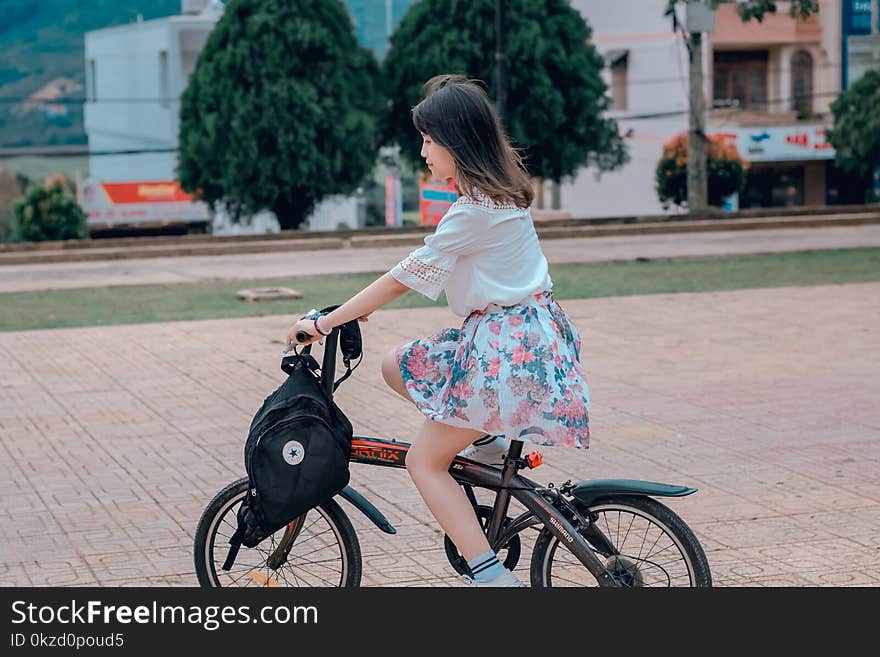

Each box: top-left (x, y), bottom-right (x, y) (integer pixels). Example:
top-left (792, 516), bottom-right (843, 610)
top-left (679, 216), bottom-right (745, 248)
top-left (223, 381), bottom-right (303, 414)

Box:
top-left (525, 451), bottom-right (543, 468)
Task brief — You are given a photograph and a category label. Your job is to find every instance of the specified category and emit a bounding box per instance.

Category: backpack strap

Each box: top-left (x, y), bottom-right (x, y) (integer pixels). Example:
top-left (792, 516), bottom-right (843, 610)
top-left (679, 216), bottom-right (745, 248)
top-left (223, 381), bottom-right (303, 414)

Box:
top-left (222, 528), bottom-right (243, 571)
top-left (333, 353), bottom-right (363, 391)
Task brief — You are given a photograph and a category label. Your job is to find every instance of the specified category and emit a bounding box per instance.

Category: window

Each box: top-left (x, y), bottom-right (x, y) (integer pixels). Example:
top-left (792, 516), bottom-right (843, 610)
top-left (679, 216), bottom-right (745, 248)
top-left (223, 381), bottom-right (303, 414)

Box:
top-left (159, 50), bottom-right (169, 109)
top-left (86, 59), bottom-right (96, 102)
top-left (791, 50), bottom-right (813, 117)
top-left (713, 50), bottom-right (768, 110)
top-left (605, 49), bottom-right (628, 111)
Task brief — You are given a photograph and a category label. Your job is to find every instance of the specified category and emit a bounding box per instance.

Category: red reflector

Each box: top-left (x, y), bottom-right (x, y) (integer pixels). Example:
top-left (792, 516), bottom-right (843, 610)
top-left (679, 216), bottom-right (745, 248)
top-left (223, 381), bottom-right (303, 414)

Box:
top-left (526, 452), bottom-right (543, 468)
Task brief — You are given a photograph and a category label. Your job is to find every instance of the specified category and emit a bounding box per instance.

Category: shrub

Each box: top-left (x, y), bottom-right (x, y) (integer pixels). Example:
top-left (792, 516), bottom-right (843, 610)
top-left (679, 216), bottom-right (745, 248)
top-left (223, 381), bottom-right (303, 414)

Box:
top-left (12, 174), bottom-right (87, 242)
top-left (656, 132), bottom-right (747, 209)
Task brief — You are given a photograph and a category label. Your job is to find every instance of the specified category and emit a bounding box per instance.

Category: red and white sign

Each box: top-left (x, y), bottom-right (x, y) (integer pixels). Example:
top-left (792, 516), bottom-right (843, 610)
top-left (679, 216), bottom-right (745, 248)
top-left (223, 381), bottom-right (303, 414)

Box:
top-left (708, 125), bottom-right (835, 162)
top-left (77, 179), bottom-right (210, 226)
top-left (419, 178), bottom-right (458, 226)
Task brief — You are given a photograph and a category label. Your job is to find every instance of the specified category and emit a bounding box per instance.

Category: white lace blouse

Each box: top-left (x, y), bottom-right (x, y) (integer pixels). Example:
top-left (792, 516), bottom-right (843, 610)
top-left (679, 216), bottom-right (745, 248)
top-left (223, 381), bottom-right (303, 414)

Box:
top-left (389, 193), bottom-right (553, 317)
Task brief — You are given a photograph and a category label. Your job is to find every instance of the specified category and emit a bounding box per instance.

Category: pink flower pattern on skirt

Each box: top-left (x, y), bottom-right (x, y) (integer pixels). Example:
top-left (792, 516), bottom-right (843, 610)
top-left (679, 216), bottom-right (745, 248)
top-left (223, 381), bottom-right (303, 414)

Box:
top-left (395, 290), bottom-right (590, 448)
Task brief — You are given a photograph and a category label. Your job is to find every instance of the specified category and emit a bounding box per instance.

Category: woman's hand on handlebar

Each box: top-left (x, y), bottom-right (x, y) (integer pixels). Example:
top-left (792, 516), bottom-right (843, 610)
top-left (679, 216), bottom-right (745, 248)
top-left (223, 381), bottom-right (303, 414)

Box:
top-left (284, 317), bottom-right (322, 350)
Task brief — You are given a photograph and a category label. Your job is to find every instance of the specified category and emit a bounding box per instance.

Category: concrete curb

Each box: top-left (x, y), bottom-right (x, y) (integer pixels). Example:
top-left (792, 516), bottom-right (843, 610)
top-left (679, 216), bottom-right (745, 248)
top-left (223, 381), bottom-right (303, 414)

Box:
top-left (0, 209), bottom-right (878, 266)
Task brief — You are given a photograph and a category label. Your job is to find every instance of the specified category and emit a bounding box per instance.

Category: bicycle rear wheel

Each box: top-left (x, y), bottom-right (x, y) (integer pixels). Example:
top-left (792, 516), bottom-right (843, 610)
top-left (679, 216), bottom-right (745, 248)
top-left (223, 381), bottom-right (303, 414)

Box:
top-left (193, 477), bottom-right (362, 587)
top-left (530, 496), bottom-right (712, 587)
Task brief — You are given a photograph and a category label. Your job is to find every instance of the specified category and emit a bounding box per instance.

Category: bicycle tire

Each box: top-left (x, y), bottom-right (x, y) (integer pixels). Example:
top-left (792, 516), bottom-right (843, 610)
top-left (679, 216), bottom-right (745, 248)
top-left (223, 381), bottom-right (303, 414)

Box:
top-left (530, 495), bottom-right (712, 588)
top-left (193, 477), bottom-right (363, 587)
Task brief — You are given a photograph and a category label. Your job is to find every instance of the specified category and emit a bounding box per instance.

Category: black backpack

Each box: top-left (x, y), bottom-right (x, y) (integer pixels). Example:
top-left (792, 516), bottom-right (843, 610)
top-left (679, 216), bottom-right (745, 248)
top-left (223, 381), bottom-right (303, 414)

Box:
top-left (222, 350), bottom-right (354, 570)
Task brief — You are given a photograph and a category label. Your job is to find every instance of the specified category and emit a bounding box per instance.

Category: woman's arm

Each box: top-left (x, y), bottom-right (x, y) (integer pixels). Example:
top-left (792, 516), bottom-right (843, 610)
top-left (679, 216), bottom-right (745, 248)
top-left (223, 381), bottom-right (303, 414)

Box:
top-left (320, 273), bottom-right (410, 329)
top-left (285, 273), bottom-right (410, 346)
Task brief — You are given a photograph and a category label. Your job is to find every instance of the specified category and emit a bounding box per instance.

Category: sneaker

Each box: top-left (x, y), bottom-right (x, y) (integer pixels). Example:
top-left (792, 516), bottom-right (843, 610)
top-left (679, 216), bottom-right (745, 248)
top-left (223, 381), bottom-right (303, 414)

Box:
top-left (458, 435), bottom-right (509, 466)
top-left (463, 568), bottom-right (525, 587)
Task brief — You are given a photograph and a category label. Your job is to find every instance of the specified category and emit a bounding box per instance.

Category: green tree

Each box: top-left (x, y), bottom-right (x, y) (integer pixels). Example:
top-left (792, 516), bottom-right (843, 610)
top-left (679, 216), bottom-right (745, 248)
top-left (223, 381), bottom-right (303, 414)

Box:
top-left (827, 68), bottom-right (880, 188)
top-left (382, 0), bottom-right (627, 188)
top-left (178, 0), bottom-right (382, 230)
top-left (12, 175), bottom-right (87, 242)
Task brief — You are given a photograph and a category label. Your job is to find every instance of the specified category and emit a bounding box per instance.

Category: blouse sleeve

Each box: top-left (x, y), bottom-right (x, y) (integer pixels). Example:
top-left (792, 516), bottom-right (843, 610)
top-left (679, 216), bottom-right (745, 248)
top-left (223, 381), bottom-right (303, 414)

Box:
top-left (390, 205), bottom-right (483, 300)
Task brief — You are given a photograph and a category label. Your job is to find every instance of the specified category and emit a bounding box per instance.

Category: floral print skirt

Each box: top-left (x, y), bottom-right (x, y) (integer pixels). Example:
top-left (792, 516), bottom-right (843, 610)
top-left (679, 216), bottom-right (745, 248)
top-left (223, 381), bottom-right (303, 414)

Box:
top-left (395, 289), bottom-right (590, 448)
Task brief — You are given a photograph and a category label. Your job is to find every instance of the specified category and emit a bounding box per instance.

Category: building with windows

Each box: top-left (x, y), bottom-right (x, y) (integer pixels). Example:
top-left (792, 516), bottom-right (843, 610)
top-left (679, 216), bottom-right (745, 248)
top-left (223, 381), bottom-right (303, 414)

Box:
top-left (81, 0), bottom-right (413, 234)
top-left (561, 1), bottom-right (864, 217)
top-left (842, 0), bottom-right (880, 87)
top-left (561, 0), bottom-right (691, 218)
top-left (82, 1), bottom-right (225, 231)
top-left (704, 1), bottom-right (862, 208)
top-left (707, 0), bottom-right (866, 208)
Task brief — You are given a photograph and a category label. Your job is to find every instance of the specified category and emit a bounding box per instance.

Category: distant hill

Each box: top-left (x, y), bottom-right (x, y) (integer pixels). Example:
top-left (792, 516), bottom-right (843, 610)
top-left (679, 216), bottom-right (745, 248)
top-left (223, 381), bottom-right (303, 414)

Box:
top-left (0, 1), bottom-right (181, 147)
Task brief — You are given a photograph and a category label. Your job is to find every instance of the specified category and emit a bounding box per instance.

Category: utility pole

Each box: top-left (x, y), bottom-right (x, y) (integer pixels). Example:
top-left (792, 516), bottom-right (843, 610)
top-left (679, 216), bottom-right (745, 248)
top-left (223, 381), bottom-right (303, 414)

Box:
top-left (494, 0), bottom-right (507, 126)
top-left (681, 1), bottom-right (715, 214)
top-left (687, 30), bottom-right (708, 213)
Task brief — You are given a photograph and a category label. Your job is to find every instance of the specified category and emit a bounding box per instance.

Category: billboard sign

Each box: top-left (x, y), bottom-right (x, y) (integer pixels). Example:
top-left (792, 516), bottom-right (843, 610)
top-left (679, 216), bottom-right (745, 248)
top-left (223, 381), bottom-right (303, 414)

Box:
top-left (77, 179), bottom-right (211, 226)
top-left (843, 0), bottom-right (877, 35)
top-left (418, 179), bottom-right (457, 226)
top-left (709, 125), bottom-right (835, 162)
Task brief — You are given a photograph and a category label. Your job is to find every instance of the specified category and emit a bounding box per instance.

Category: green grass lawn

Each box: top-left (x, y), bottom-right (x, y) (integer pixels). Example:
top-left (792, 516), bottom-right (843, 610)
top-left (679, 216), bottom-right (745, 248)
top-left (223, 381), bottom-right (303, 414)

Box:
top-left (1, 248), bottom-right (878, 332)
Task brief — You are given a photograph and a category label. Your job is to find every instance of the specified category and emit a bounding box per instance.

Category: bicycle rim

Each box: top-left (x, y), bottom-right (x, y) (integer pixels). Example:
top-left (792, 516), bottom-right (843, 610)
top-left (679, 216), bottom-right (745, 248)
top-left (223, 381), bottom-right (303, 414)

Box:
top-left (202, 488), bottom-right (352, 587)
top-left (532, 498), bottom-right (710, 587)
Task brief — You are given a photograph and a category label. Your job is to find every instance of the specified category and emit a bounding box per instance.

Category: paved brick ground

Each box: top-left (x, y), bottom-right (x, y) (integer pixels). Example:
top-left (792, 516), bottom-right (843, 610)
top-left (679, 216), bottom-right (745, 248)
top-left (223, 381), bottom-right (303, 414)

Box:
top-left (0, 282), bottom-right (878, 586)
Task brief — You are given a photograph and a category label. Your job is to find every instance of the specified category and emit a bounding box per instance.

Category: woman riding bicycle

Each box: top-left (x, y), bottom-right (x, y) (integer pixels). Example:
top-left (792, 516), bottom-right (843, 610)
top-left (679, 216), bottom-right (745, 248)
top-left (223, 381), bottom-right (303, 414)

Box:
top-left (285, 74), bottom-right (591, 587)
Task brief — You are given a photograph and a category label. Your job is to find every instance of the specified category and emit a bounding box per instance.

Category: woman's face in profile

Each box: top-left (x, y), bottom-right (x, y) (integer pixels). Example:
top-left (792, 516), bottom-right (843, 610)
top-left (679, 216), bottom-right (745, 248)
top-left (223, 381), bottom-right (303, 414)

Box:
top-left (420, 132), bottom-right (456, 183)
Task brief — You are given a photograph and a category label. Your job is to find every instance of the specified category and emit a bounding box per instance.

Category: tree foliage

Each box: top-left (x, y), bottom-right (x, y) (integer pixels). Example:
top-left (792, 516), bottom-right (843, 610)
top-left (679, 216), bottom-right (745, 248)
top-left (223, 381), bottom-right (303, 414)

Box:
top-left (827, 69), bottom-right (880, 179)
top-left (665, 0), bottom-right (819, 22)
top-left (656, 132), bottom-right (746, 209)
top-left (178, 0), bottom-right (382, 230)
top-left (382, 0), bottom-right (627, 183)
top-left (12, 174), bottom-right (87, 242)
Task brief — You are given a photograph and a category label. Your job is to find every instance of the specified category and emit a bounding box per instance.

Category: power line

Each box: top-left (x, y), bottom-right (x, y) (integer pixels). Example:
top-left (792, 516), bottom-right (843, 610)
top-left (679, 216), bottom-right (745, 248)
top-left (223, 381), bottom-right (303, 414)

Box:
top-left (0, 147), bottom-right (176, 158)
top-left (0, 54), bottom-right (853, 107)
top-left (0, 97), bottom-right (180, 104)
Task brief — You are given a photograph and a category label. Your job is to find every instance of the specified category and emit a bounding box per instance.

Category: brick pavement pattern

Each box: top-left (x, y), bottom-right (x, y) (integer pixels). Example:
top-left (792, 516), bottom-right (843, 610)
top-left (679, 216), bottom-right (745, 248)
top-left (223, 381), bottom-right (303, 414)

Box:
top-left (0, 283), bottom-right (878, 587)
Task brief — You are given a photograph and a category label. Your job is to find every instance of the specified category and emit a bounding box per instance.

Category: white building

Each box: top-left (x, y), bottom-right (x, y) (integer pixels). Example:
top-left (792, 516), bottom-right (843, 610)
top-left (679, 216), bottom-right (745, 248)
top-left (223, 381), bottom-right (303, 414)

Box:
top-left (84, 0), bottom-right (223, 184)
top-left (563, 1), bottom-right (864, 217)
top-left (562, 0), bottom-right (692, 218)
top-left (83, 0), bottom-right (361, 234)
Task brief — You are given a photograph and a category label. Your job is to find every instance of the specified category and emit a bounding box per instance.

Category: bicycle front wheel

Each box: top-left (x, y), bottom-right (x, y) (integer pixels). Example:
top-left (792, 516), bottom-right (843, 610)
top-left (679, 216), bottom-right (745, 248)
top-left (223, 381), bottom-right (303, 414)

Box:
top-left (193, 477), bottom-right (362, 587)
top-left (530, 496), bottom-right (712, 587)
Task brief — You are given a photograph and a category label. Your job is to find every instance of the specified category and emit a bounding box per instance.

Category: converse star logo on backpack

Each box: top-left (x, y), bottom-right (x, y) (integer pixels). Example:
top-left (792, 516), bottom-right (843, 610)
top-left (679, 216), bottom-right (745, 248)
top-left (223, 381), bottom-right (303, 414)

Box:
top-left (282, 440), bottom-right (305, 466)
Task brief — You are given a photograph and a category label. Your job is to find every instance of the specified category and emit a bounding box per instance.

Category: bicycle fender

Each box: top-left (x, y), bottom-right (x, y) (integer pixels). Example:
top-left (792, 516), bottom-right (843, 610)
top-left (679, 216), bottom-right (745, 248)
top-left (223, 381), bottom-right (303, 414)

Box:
top-left (338, 485), bottom-right (397, 534)
top-left (571, 479), bottom-right (697, 508)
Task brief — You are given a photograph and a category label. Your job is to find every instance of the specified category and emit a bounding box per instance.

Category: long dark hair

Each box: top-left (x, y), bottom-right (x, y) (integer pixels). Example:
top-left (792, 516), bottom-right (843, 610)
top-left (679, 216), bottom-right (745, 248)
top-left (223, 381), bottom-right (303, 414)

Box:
top-left (412, 74), bottom-right (534, 208)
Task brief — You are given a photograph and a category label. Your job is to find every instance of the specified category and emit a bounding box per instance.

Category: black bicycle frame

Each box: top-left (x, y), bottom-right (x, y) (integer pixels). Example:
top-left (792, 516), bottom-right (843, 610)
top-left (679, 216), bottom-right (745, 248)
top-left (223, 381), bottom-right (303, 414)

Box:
top-left (350, 435), bottom-right (618, 587)
top-left (309, 326), bottom-right (620, 587)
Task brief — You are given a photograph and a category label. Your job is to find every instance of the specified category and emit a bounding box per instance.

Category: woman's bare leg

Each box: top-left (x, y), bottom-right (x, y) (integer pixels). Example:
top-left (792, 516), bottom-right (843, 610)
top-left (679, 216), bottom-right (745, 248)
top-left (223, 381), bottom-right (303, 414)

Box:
top-left (383, 347), bottom-right (495, 559)
top-left (405, 419), bottom-right (491, 561)
top-left (381, 347), bottom-right (413, 403)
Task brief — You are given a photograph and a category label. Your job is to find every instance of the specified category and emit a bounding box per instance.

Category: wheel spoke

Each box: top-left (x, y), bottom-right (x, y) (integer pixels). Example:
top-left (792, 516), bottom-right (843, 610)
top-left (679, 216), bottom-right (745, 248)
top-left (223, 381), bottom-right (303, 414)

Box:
top-left (541, 501), bottom-right (704, 588)
top-left (202, 492), bottom-right (352, 588)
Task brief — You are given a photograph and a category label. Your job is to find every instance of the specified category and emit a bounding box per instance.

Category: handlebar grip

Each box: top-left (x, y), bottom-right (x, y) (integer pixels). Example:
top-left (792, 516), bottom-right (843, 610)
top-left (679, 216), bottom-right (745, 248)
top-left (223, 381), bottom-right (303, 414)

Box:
top-left (296, 331), bottom-right (310, 343)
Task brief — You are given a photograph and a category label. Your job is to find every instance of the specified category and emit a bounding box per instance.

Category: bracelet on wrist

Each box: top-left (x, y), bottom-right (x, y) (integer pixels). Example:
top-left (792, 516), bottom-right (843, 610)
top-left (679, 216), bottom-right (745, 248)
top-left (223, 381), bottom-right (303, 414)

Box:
top-left (313, 315), bottom-right (330, 337)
